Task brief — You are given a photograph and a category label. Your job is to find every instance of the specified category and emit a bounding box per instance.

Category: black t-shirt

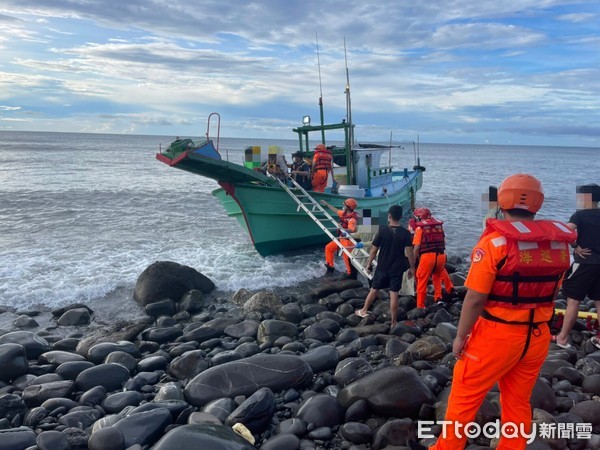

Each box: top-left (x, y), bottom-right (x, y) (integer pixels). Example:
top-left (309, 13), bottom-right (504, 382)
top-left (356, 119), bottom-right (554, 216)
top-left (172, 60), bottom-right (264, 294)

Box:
top-left (372, 225), bottom-right (413, 274)
top-left (291, 161), bottom-right (311, 189)
top-left (569, 209), bottom-right (600, 264)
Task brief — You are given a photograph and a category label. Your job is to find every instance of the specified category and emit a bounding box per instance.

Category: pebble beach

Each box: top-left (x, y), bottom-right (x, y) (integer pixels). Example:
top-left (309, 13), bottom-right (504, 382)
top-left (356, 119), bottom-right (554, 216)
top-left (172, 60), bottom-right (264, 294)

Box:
top-left (1, 259), bottom-right (599, 450)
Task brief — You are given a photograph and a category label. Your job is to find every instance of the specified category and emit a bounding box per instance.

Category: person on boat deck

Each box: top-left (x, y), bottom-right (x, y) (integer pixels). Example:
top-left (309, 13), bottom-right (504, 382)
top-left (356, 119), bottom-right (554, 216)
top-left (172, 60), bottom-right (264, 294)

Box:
top-left (311, 144), bottom-right (333, 193)
top-left (261, 154), bottom-right (288, 181)
top-left (289, 151), bottom-right (312, 190)
top-left (553, 183), bottom-right (600, 350)
top-left (412, 207), bottom-right (455, 308)
top-left (321, 198), bottom-right (360, 279)
top-left (355, 205), bottom-right (415, 328)
top-left (429, 174), bottom-right (576, 450)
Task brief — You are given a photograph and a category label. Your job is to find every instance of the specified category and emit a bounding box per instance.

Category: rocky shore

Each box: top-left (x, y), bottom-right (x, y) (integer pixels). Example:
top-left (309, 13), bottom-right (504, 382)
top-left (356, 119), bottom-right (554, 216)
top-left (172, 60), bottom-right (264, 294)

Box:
top-left (0, 259), bottom-right (599, 450)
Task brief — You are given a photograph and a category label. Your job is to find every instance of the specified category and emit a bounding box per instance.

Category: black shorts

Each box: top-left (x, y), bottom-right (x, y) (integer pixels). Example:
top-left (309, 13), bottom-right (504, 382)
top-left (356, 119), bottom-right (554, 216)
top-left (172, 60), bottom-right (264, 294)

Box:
top-left (561, 263), bottom-right (600, 302)
top-left (372, 269), bottom-right (403, 292)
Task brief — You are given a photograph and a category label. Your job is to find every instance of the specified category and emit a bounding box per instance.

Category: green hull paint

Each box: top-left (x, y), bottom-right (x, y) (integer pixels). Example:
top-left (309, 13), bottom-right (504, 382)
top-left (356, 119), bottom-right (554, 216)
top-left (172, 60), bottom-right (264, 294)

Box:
top-left (213, 171), bottom-right (422, 256)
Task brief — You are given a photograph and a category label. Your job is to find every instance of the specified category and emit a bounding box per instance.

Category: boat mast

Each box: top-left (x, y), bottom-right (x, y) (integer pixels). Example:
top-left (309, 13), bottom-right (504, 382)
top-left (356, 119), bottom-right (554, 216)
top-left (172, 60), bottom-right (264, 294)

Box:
top-left (316, 33), bottom-right (326, 144)
top-left (344, 38), bottom-right (354, 184)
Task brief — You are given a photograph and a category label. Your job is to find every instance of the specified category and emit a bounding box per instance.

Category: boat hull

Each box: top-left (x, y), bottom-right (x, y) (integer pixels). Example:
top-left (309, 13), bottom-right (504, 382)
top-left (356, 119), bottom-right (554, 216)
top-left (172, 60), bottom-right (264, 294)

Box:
top-left (213, 171), bottom-right (422, 256)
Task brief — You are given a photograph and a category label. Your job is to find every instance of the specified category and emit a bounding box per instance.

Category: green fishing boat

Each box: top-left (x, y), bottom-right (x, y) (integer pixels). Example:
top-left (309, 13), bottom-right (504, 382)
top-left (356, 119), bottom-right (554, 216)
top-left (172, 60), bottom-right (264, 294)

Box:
top-left (156, 66), bottom-right (425, 256)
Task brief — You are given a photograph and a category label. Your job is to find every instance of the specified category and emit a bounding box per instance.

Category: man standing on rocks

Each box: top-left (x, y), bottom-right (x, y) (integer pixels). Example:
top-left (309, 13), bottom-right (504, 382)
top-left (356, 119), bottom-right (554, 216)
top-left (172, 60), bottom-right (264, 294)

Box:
top-left (429, 174), bottom-right (576, 450)
top-left (355, 205), bottom-right (415, 328)
top-left (554, 183), bottom-right (600, 350)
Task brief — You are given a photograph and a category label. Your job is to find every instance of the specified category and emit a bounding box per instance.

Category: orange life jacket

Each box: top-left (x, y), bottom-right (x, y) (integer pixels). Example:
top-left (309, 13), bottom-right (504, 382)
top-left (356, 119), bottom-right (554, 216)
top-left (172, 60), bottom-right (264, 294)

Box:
top-left (415, 219), bottom-right (445, 254)
top-left (313, 147), bottom-right (333, 171)
top-left (483, 219), bottom-right (576, 309)
top-left (339, 210), bottom-right (359, 235)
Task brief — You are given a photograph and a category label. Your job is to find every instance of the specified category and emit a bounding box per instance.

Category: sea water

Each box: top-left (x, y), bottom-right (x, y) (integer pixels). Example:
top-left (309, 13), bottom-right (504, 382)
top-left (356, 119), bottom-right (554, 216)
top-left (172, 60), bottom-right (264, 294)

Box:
top-left (0, 131), bottom-right (597, 312)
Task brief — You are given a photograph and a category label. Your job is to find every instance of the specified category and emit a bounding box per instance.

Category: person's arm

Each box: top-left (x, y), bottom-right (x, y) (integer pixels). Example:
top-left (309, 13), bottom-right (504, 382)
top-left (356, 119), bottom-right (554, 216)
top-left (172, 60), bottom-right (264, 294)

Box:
top-left (453, 289), bottom-right (488, 357)
top-left (366, 244), bottom-right (379, 272)
top-left (405, 245), bottom-right (415, 277)
top-left (319, 200), bottom-right (339, 214)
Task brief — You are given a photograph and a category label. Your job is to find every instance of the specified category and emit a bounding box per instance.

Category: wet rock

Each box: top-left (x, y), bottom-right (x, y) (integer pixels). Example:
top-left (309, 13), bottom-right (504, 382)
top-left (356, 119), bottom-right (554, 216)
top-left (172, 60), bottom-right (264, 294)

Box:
top-left (145, 299), bottom-right (177, 318)
top-left (261, 433), bottom-right (301, 450)
top-left (334, 357), bottom-right (374, 387)
top-left (22, 380), bottom-right (74, 407)
top-left (113, 407), bottom-right (172, 447)
top-left (38, 350), bottom-right (87, 365)
top-left (300, 345), bottom-right (339, 373)
top-left (434, 322), bottom-right (458, 343)
top-left (0, 343), bottom-right (29, 382)
top-left (406, 335), bottom-right (447, 361)
top-left (86, 341), bottom-right (140, 364)
top-left (168, 350), bottom-right (210, 381)
top-left (257, 320), bottom-right (298, 345)
top-left (102, 391), bottom-right (145, 414)
top-left (531, 379), bottom-right (557, 413)
top-left (76, 363), bottom-right (131, 392)
top-left (184, 354), bottom-right (313, 407)
top-left (202, 398), bottom-right (237, 423)
top-left (302, 323), bottom-right (333, 342)
top-left (569, 400), bottom-right (600, 426)
top-left (152, 423), bottom-right (255, 450)
top-left (225, 387), bottom-right (275, 433)
top-left (88, 427), bottom-right (125, 450)
top-left (58, 407), bottom-right (103, 429)
top-left (371, 418), bottom-right (417, 449)
top-left (242, 291), bottom-right (282, 315)
top-left (58, 308), bottom-right (91, 326)
top-left (224, 320), bottom-right (260, 339)
top-left (0, 331), bottom-right (50, 359)
top-left (278, 303), bottom-right (304, 324)
top-left (295, 393), bottom-right (345, 429)
top-left (338, 421), bottom-right (372, 445)
top-left (338, 366), bottom-right (436, 418)
top-left (0, 394), bottom-right (27, 422)
top-left (13, 314), bottom-right (39, 328)
top-left (36, 430), bottom-right (70, 450)
top-left (104, 350), bottom-right (138, 373)
top-left (581, 374), bottom-right (600, 395)
top-left (277, 418), bottom-right (307, 437)
top-left (133, 261), bottom-right (215, 307)
top-left (77, 323), bottom-right (149, 360)
top-left (0, 427), bottom-right (37, 449)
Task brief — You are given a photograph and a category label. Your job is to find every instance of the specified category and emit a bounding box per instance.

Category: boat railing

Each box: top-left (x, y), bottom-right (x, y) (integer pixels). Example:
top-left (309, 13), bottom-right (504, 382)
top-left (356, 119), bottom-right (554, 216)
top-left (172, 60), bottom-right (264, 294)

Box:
top-left (207, 112), bottom-right (225, 160)
top-left (367, 165), bottom-right (393, 188)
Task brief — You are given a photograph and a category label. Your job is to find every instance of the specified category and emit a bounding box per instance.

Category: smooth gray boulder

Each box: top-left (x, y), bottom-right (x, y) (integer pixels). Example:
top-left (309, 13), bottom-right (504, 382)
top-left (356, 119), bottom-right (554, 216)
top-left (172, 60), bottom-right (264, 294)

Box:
top-left (152, 424), bottom-right (255, 450)
top-left (184, 354), bottom-right (313, 407)
top-left (338, 366), bottom-right (435, 418)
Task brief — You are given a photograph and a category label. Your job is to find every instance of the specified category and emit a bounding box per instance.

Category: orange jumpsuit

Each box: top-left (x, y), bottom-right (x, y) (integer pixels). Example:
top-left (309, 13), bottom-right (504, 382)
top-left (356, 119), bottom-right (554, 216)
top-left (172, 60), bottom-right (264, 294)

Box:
top-left (430, 224), bottom-right (572, 450)
top-left (311, 149), bottom-right (332, 193)
top-left (413, 227), bottom-right (454, 308)
top-left (325, 210), bottom-right (357, 275)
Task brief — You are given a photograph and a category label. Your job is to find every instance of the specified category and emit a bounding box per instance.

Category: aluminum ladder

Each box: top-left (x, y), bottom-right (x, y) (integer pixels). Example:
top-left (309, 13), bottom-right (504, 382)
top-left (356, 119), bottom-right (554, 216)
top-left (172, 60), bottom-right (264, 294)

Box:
top-left (266, 172), bottom-right (374, 280)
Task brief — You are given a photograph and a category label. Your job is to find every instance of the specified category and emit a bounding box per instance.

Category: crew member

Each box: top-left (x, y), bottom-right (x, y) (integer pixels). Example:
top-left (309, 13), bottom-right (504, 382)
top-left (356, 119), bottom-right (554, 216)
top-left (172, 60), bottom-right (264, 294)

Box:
top-left (412, 207), bottom-right (455, 308)
top-left (429, 174), bottom-right (576, 450)
top-left (311, 144), bottom-right (333, 193)
top-left (289, 151), bottom-right (312, 190)
top-left (321, 198), bottom-right (359, 279)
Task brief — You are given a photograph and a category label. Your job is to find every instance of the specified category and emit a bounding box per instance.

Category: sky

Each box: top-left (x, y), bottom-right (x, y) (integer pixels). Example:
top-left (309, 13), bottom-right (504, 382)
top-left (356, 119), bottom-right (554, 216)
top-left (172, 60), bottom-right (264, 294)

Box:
top-left (0, 1), bottom-right (599, 146)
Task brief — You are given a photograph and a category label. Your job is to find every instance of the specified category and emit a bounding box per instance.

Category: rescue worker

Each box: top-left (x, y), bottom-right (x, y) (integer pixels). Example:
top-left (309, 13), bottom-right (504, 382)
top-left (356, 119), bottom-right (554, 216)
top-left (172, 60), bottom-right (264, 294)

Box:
top-left (412, 207), bottom-right (455, 308)
top-left (321, 198), bottom-right (359, 279)
top-left (311, 144), bottom-right (333, 192)
top-left (429, 174), bottom-right (576, 450)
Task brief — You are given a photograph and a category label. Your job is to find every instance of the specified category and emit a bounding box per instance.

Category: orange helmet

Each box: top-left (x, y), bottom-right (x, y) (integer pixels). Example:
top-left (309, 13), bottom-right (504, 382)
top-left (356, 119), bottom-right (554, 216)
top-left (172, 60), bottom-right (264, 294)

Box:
top-left (344, 198), bottom-right (358, 210)
top-left (414, 207), bottom-right (431, 220)
top-left (498, 173), bottom-right (544, 213)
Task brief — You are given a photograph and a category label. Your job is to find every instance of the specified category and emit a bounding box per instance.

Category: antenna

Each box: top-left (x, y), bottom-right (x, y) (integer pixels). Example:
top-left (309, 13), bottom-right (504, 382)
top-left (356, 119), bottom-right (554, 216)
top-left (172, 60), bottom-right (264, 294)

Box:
top-left (344, 37), bottom-right (353, 146)
top-left (316, 33), bottom-right (326, 143)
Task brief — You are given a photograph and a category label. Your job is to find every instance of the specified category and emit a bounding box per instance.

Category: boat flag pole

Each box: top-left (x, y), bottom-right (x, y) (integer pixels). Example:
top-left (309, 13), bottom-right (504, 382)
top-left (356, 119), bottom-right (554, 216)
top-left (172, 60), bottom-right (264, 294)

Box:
top-left (316, 33), bottom-right (326, 144)
top-left (344, 37), bottom-right (354, 184)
